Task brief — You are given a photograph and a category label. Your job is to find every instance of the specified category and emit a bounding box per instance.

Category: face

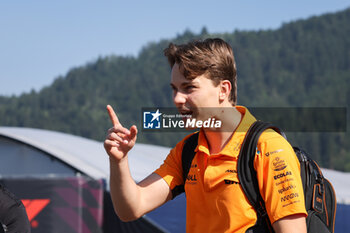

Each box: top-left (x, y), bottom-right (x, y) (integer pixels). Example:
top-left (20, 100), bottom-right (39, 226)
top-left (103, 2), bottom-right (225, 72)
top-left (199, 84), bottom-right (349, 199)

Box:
top-left (170, 63), bottom-right (222, 121)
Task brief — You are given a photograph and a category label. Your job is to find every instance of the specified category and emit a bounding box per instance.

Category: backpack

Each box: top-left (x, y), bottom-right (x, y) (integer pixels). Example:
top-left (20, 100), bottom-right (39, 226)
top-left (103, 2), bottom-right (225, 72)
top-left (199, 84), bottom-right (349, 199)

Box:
top-left (178, 120), bottom-right (337, 233)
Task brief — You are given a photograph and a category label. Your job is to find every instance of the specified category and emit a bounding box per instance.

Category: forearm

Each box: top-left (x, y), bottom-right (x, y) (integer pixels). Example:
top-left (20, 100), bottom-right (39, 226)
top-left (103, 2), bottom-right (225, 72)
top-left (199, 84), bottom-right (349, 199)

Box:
top-left (272, 214), bottom-right (307, 233)
top-left (109, 156), bottom-right (143, 221)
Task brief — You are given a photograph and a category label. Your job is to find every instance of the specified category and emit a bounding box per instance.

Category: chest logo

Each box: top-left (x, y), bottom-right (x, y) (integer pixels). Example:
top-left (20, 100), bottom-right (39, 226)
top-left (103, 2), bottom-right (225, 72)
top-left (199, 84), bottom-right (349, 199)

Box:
top-left (224, 179), bottom-right (240, 185)
top-left (186, 174), bottom-right (197, 181)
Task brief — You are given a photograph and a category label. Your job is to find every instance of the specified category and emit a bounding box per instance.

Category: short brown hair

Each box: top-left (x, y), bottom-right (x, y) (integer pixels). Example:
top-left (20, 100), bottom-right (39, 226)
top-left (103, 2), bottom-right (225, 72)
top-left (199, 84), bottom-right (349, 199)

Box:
top-left (164, 38), bottom-right (237, 105)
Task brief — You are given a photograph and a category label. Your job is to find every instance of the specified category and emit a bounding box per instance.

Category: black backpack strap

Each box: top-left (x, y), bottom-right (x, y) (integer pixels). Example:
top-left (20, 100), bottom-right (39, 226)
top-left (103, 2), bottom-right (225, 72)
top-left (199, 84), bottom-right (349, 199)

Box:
top-left (172, 132), bottom-right (199, 199)
top-left (238, 120), bottom-right (284, 232)
top-left (182, 132), bottom-right (200, 184)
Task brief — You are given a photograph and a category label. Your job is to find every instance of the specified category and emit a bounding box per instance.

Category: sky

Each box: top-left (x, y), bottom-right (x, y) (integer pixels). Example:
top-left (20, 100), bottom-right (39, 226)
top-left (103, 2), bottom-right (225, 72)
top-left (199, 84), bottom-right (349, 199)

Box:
top-left (1, 0), bottom-right (349, 96)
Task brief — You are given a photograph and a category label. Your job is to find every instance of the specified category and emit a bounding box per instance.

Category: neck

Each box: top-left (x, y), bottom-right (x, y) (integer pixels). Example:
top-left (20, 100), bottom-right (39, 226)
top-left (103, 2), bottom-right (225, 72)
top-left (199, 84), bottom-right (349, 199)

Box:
top-left (203, 106), bottom-right (242, 155)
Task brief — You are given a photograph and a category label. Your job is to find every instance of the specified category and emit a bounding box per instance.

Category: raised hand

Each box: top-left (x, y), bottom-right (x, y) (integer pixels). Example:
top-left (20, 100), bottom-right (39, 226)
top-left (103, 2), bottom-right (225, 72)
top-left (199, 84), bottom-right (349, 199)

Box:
top-left (104, 105), bottom-right (138, 161)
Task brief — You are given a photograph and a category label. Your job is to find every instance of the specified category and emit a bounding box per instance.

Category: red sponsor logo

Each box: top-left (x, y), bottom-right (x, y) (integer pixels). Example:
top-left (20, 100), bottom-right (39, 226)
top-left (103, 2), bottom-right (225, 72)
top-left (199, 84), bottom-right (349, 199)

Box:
top-left (22, 199), bottom-right (50, 228)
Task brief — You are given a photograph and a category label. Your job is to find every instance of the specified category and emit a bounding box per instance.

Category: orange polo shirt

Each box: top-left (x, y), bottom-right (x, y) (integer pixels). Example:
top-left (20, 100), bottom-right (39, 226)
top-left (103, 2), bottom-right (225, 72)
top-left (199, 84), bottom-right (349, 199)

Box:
top-left (155, 106), bottom-right (307, 233)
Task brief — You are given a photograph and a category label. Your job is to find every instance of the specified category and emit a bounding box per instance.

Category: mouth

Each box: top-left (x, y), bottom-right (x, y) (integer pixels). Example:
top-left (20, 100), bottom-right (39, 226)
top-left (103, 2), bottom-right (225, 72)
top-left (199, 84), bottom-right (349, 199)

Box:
top-left (180, 110), bottom-right (192, 115)
top-left (177, 109), bottom-right (193, 119)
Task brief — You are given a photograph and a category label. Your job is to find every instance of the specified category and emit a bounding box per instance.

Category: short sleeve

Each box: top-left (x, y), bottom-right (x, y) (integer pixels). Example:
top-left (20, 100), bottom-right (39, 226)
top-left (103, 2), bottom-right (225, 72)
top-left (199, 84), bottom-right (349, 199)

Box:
top-left (154, 139), bottom-right (185, 191)
top-left (254, 131), bottom-right (307, 224)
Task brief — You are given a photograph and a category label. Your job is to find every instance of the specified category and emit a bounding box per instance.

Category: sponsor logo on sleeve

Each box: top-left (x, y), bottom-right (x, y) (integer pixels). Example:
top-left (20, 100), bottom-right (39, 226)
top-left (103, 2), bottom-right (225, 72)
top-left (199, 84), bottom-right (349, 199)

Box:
top-left (274, 171), bottom-right (292, 180)
top-left (272, 157), bottom-right (287, 171)
top-left (278, 185), bottom-right (296, 194)
top-left (280, 192), bottom-right (299, 202)
top-left (275, 178), bottom-right (294, 186)
top-left (265, 149), bottom-right (283, 157)
top-left (282, 200), bottom-right (301, 208)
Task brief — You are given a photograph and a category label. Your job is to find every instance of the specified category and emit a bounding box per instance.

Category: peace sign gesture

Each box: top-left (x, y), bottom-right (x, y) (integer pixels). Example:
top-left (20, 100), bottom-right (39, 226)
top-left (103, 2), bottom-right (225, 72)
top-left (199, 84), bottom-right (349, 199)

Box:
top-left (104, 105), bottom-right (138, 162)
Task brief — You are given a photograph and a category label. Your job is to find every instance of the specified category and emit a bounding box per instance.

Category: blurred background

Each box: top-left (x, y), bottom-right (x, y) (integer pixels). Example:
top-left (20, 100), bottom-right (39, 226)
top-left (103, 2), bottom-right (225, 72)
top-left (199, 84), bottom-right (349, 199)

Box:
top-left (0, 1), bottom-right (349, 232)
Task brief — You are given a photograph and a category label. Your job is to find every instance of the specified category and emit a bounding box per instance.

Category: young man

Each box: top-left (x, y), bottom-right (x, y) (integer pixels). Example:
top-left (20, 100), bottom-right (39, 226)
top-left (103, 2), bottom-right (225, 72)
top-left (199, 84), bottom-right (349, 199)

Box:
top-left (104, 38), bottom-right (307, 233)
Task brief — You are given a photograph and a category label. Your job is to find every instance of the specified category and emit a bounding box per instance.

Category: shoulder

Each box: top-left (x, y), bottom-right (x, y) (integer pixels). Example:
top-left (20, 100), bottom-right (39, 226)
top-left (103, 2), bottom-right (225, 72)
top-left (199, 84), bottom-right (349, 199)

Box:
top-left (257, 129), bottom-right (292, 153)
top-left (154, 132), bottom-right (199, 189)
top-left (163, 131), bottom-right (199, 163)
top-left (254, 129), bottom-right (300, 171)
top-left (258, 128), bottom-right (286, 143)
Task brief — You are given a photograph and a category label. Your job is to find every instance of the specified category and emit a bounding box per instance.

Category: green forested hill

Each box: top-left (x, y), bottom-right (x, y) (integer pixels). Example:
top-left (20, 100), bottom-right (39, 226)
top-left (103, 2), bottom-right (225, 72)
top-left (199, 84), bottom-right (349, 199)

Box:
top-left (0, 8), bottom-right (349, 170)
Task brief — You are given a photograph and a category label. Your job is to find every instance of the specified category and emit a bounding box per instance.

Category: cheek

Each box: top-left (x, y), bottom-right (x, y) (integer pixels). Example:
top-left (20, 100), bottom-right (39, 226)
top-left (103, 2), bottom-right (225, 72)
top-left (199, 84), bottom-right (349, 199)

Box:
top-left (199, 89), bottom-right (219, 101)
top-left (187, 92), bottom-right (201, 103)
top-left (190, 91), bottom-right (217, 107)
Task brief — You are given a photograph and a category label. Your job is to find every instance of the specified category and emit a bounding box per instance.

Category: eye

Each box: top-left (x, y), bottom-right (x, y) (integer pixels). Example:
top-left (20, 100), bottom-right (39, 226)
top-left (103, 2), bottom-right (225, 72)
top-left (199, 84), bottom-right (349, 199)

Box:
top-left (170, 84), bottom-right (177, 92)
top-left (184, 85), bottom-right (195, 92)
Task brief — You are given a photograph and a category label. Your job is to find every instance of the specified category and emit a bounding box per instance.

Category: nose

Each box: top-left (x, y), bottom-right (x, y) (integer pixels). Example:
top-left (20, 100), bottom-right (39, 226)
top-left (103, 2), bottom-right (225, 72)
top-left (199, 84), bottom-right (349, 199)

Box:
top-left (173, 91), bottom-right (186, 106)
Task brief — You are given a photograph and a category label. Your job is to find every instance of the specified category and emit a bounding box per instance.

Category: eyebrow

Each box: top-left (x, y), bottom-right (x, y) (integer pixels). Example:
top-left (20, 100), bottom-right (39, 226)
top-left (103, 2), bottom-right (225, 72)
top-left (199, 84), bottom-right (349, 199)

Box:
top-left (170, 80), bottom-right (198, 89)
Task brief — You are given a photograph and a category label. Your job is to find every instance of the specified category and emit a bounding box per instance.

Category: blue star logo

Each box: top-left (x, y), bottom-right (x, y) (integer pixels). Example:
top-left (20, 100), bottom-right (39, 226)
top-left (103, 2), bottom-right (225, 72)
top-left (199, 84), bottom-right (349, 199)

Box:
top-left (143, 109), bottom-right (162, 129)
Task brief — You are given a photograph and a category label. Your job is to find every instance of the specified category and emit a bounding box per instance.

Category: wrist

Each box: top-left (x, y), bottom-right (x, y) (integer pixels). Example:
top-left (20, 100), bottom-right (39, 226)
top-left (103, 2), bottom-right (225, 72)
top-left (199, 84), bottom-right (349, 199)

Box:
top-left (109, 155), bottom-right (128, 165)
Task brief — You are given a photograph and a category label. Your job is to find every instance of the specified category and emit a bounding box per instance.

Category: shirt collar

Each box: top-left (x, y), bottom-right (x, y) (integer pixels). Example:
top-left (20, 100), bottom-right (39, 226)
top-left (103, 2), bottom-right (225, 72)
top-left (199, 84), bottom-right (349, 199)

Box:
top-left (196, 106), bottom-right (256, 158)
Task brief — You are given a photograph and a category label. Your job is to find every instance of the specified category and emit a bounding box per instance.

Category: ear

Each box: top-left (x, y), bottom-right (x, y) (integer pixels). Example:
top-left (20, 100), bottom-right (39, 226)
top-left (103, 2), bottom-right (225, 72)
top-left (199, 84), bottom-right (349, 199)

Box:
top-left (219, 80), bottom-right (231, 102)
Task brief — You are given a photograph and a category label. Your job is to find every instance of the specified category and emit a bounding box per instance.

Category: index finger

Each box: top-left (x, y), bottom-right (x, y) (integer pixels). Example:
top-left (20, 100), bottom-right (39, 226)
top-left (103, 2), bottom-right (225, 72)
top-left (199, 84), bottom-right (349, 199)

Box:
top-left (107, 105), bottom-right (120, 126)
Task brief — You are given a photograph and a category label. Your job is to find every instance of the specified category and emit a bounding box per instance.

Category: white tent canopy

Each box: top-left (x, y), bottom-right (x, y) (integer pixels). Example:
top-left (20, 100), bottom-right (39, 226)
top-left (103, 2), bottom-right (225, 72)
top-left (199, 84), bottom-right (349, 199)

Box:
top-left (0, 127), bottom-right (169, 184)
top-left (0, 126), bottom-right (349, 204)
top-left (322, 168), bottom-right (350, 204)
